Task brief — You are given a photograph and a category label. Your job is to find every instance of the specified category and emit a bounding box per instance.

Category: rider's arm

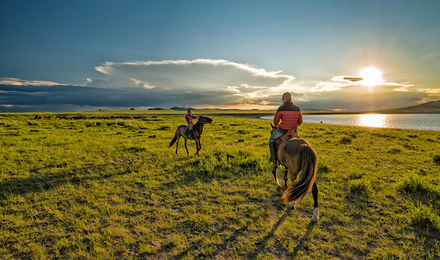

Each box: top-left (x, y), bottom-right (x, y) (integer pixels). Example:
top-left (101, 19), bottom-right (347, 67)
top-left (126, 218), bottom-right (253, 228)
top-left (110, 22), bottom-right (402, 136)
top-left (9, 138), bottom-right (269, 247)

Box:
top-left (273, 111), bottom-right (282, 127)
top-left (297, 112), bottom-right (303, 126)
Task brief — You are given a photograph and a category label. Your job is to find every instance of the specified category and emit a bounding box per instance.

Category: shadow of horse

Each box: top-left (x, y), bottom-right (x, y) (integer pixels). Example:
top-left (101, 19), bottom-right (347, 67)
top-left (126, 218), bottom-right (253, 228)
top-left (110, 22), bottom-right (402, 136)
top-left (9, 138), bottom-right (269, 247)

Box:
top-left (168, 115), bottom-right (213, 156)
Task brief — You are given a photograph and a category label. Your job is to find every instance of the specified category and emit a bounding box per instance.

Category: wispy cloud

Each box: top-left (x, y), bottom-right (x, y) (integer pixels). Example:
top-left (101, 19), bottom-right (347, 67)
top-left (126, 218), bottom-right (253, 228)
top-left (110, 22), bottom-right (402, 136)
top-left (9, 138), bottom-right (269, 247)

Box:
top-left (311, 75), bottom-right (414, 93)
top-left (0, 77), bottom-right (66, 86)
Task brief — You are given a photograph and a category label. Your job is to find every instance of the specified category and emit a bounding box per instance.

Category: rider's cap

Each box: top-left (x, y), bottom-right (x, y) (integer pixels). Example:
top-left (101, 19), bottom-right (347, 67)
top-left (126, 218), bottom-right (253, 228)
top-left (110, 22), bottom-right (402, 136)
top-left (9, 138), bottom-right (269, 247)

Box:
top-left (281, 92), bottom-right (291, 100)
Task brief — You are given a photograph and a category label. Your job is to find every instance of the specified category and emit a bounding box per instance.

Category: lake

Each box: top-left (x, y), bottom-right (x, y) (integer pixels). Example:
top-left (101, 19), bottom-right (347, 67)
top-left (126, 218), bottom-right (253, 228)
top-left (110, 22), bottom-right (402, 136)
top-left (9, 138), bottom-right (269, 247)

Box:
top-left (260, 114), bottom-right (440, 131)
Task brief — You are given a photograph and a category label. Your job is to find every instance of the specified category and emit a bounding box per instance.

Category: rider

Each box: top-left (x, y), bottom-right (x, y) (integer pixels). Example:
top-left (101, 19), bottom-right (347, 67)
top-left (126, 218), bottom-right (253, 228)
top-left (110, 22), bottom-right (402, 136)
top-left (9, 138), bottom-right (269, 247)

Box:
top-left (185, 109), bottom-right (198, 138)
top-left (269, 92), bottom-right (303, 162)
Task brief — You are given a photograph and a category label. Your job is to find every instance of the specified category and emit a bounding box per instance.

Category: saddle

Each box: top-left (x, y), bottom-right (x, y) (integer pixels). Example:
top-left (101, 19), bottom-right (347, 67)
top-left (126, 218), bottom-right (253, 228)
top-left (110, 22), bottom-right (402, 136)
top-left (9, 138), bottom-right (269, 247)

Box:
top-left (275, 130), bottom-right (298, 149)
top-left (283, 130), bottom-right (298, 140)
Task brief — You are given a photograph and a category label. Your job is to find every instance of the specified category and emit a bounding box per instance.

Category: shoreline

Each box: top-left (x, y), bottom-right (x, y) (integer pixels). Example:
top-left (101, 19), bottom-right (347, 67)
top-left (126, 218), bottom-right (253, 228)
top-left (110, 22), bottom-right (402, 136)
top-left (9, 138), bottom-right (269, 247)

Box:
top-left (241, 114), bottom-right (439, 132)
top-left (242, 115), bottom-right (267, 120)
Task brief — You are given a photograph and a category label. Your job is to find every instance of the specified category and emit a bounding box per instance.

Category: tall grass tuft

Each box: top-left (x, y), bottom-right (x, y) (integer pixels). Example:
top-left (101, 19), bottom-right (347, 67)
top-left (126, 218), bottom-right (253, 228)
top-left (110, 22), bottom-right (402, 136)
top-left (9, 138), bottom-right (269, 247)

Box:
top-left (318, 163), bottom-right (331, 174)
top-left (340, 135), bottom-right (352, 143)
top-left (406, 201), bottom-right (440, 231)
top-left (396, 174), bottom-right (436, 196)
top-left (433, 154), bottom-right (440, 165)
top-left (349, 178), bottom-right (371, 194)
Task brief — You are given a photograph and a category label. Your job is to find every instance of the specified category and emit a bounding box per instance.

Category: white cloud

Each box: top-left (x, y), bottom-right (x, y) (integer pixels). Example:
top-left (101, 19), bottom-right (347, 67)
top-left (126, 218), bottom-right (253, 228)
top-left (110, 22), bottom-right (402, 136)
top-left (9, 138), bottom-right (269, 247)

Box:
top-left (86, 59), bottom-right (303, 108)
top-left (0, 77), bottom-right (65, 86)
top-left (129, 78), bottom-right (155, 89)
top-left (311, 82), bottom-right (346, 93)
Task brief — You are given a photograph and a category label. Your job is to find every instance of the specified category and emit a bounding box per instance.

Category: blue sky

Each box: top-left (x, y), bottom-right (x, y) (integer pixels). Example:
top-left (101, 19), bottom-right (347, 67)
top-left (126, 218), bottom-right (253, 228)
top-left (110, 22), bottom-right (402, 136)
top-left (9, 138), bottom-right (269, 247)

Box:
top-left (1, 0), bottom-right (439, 112)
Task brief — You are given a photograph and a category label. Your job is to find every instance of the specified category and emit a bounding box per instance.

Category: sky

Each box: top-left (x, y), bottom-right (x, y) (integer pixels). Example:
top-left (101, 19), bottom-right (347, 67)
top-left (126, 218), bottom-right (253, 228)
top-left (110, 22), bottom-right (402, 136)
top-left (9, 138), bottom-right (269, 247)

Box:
top-left (1, 0), bottom-right (439, 112)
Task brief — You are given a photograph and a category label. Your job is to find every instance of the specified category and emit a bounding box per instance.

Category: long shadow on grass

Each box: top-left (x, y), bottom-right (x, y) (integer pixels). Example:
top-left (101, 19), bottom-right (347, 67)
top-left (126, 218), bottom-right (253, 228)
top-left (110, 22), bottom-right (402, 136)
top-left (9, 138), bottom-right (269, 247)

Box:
top-left (250, 207), bottom-right (292, 258)
top-left (0, 163), bottom-right (135, 204)
top-left (290, 220), bottom-right (318, 257)
top-left (171, 213), bottom-right (266, 259)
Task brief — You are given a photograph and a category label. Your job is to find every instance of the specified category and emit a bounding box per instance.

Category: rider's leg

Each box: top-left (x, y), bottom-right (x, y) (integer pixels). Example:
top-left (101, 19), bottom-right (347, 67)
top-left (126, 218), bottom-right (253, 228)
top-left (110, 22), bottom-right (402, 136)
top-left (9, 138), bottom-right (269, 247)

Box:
top-left (269, 142), bottom-right (277, 162)
top-left (187, 123), bottom-right (193, 137)
top-left (268, 128), bottom-right (287, 162)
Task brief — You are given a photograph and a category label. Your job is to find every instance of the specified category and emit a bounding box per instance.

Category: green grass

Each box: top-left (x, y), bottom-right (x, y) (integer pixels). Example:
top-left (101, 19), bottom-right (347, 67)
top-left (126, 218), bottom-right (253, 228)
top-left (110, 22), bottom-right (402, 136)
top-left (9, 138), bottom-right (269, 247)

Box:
top-left (1, 112), bottom-right (440, 259)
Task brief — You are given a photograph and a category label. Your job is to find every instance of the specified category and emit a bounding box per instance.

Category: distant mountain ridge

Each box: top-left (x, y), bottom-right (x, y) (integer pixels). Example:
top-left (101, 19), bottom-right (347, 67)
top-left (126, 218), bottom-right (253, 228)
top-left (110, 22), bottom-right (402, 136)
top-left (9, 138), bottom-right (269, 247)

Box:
top-left (169, 107), bottom-right (196, 111)
top-left (302, 107), bottom-right (329, 112)
top-left (152, 101), bottom-right (440, 114)
top-left (375, 100), bottom-right (440, 114)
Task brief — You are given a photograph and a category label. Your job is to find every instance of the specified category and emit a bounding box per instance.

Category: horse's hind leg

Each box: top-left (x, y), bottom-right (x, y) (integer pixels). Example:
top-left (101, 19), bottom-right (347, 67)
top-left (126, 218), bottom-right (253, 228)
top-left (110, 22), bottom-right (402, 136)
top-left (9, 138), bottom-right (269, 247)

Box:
top-left (283, 167), bottom-right (288, 190)
top-left (184, 139), bottom-right (190, 156)
top-left (312, 182), bottom-right (319, 221)
top-left (175, 136), bottom-right (180, 155)
top-left (272, 162), bottom-right (282, 191)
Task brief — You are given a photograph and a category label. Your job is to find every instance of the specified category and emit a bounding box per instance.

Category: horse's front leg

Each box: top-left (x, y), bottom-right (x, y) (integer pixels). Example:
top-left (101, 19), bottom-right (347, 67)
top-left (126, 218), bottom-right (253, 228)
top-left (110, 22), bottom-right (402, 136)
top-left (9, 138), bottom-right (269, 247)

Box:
top-left (184, 139), bottom-right (190, 156)
top-left (312, 182), bottom-right (319, 221)
top-left (195, 140), bottom-right (201, 156)
top-left (272, 162), bottom-right (282, 191)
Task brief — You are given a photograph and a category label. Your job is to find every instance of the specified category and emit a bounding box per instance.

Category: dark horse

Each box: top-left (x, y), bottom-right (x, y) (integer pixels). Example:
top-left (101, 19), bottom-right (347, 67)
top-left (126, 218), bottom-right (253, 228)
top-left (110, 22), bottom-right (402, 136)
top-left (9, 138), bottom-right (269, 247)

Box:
top-left (169, 115), bottom-right (213, 155)
top-left (270, 123), bottom-right (319, 221)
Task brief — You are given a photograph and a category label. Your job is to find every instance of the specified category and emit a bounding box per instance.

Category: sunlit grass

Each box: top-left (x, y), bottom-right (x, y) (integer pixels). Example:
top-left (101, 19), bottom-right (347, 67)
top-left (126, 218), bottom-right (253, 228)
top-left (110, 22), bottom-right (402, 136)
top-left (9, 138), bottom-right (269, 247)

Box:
top-left (0, 112), bottom-right (439, 259)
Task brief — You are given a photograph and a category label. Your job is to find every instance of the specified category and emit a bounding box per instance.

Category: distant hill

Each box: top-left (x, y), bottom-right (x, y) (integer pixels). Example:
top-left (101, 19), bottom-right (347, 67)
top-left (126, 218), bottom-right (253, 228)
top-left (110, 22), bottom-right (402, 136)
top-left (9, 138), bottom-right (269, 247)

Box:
top-left (375, 100), bottom-right (440, 114)
top-left (302, 107), bottom-right (329, 112)
top-left (170, 107), bottom-right (195, 111)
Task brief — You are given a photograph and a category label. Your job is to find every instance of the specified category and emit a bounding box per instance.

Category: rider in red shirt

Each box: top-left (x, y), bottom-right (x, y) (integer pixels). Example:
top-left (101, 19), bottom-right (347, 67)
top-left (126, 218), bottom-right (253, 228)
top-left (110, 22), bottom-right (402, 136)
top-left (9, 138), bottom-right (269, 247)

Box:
top-left (185, 110), bottom-right (198, 137)
top-left (269, 92), bottom-right (303, 162)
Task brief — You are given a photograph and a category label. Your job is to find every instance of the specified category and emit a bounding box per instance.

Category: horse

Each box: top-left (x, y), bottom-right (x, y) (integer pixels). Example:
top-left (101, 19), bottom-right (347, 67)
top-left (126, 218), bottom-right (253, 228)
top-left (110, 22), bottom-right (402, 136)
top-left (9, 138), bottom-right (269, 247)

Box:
top-left (169, 115), bottom-right (213, 156)
top-left (270, 123), bottom-right (319, 221)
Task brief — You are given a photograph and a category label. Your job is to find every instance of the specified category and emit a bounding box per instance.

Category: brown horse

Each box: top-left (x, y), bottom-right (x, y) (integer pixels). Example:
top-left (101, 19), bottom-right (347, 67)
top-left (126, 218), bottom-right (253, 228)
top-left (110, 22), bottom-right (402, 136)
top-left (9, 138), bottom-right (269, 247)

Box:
top-left (270, 123), bottom-right (319, 221)
top-left (169, 115), bottom-right (213, 155)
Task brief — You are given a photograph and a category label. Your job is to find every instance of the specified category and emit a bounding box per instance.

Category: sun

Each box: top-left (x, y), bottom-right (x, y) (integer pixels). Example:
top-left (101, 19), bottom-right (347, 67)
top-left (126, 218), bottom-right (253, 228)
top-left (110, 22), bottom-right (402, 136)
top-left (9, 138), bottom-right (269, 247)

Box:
top-left (359, 67), bottom-right (383, 86)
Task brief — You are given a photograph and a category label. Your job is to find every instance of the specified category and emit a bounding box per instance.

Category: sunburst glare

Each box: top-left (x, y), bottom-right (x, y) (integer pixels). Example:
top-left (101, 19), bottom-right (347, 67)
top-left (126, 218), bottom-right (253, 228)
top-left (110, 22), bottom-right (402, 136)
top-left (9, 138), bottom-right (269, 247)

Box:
top-left (359, 67), bottom-right (383, 86)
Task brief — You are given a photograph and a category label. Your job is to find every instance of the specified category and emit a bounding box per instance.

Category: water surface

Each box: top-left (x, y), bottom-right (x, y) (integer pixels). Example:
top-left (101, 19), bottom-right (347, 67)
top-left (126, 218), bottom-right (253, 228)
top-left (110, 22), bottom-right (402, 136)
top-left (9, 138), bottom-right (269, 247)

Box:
top-left (261, 114), bottom-right (440, 131)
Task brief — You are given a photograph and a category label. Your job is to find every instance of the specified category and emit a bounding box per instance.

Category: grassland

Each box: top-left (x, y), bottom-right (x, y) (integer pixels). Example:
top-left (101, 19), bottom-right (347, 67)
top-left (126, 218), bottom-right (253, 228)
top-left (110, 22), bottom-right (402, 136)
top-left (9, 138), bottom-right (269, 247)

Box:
top-left (1, 111), bottom-right (439, 259)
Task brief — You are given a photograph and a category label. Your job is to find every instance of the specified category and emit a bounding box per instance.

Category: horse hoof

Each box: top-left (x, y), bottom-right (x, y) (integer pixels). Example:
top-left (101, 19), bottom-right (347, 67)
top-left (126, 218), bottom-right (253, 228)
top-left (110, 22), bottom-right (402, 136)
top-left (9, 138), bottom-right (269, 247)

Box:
top-left (312, 207), bottom-right (319, 221)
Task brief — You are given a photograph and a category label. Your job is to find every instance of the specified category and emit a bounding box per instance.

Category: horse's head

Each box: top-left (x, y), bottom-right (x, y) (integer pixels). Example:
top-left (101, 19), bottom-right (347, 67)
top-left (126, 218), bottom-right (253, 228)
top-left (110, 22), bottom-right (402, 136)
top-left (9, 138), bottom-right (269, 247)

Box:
top-left (198, 115), bottom-right (213, 124)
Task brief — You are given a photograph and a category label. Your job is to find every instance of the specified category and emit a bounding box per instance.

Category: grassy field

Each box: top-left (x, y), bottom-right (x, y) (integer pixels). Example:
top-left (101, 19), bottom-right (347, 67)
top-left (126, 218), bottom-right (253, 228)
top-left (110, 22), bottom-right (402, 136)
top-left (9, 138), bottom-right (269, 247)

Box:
top-left (1, 111), bottom-right (440, 259)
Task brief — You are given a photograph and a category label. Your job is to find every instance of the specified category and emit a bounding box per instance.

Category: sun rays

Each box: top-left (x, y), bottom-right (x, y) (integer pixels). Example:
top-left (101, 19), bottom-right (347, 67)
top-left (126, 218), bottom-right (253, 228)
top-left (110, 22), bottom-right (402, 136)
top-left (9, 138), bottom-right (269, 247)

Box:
top-left (359, 67), bottom-right (384, 87)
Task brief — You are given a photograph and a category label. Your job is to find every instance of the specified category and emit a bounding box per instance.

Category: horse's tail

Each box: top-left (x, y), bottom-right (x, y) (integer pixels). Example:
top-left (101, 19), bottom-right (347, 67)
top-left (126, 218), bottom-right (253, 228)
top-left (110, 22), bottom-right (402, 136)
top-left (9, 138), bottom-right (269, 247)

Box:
top-left (282, 144), bottom-right (317, 204)
top-left (169, 132), bottom-right (178, 148)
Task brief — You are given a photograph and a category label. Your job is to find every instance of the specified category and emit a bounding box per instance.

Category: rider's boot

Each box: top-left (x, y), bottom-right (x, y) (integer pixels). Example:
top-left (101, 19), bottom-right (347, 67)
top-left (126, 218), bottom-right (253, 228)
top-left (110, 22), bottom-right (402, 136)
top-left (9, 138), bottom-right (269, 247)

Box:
top-left (269, 142), bottom-right (277, 162)
top-left (186, 128), bottom-right (191, 138)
